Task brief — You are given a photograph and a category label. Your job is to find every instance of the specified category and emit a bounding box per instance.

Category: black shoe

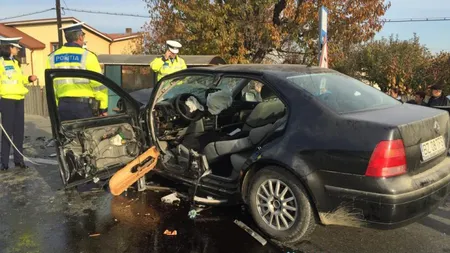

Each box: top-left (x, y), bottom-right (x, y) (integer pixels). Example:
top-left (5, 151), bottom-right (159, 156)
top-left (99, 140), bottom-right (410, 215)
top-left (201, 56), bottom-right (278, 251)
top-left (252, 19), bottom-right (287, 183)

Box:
top-left (0, 164), bottom-right (8, 171)
top-left (15, 162), bottom-right (29, 169)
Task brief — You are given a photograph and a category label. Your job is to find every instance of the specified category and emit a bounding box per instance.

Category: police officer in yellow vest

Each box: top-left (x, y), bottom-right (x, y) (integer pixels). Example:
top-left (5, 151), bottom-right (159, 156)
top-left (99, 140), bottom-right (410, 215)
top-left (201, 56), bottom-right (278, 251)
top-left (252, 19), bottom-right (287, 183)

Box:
top-left (46, 22), bottom-right (108, 121)
top-left (0, 37), bottom-right (37, 170)
top-left (150, 40), bottom-right (187, 81)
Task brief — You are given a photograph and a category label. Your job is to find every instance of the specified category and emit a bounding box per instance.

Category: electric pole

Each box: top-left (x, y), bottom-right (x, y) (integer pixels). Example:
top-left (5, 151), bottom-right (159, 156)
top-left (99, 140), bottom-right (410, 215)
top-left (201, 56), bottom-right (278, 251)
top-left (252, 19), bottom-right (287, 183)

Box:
top-left (56, 0), bottom-right (63, 48)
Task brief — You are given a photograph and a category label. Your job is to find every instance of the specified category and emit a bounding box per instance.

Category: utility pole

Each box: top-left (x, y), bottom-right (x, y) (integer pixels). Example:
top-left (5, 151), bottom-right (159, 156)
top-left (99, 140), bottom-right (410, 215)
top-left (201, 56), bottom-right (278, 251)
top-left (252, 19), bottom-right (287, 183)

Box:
top-left (56, 0), bottom-right (63, 48)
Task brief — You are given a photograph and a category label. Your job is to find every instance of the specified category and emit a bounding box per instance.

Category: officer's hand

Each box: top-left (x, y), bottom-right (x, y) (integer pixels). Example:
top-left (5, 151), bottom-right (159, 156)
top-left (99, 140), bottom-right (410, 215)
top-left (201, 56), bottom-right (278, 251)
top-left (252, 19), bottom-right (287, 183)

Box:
top-left (164, 51), bottom-right (171, 61)
top-left (29, 75), bottom-right (37, 82)
top-left (100, 112), bottom-right (108, 117)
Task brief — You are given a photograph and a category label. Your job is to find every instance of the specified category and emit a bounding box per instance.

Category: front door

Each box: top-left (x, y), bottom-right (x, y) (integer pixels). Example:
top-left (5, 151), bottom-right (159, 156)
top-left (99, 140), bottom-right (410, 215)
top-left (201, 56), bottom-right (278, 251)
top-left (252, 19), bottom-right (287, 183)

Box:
top-left (44, 69), bottom-right (145, 188)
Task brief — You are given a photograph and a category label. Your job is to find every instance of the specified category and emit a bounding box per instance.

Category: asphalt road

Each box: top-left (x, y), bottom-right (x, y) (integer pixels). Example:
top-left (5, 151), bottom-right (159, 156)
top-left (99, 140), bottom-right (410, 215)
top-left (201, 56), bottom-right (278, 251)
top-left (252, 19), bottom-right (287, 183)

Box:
top-left (0, 161), bottom-right (449, 253)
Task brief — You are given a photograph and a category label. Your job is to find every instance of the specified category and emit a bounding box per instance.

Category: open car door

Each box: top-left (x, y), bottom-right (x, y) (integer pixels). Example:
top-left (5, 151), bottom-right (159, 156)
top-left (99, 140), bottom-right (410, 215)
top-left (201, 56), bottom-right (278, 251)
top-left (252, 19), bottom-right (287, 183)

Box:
top-left (45, 69), bottom-right (152, 189)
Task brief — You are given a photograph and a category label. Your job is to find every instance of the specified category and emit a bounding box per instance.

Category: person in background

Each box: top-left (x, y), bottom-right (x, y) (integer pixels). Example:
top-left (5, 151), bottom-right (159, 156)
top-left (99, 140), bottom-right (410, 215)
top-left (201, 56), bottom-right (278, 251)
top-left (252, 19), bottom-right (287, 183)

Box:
top-left (389, 88), bottom-right (402, 101)
top-left (427, 84), bottom-right (450, 107)
top-left (0, 37), bottom-right (37, 171)
top-left (46, 22), bottom-right (108, 121)
top-left (150, 40), bottom-right (187, 82)
top-left (406, 91), bottom-right (427, 106)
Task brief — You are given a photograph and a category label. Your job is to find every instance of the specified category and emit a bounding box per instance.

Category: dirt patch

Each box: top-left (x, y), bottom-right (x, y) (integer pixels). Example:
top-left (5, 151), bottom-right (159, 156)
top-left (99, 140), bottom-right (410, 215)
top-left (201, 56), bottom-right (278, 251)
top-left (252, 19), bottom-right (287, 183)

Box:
top-left (319, 205), bottom-right (365, 227)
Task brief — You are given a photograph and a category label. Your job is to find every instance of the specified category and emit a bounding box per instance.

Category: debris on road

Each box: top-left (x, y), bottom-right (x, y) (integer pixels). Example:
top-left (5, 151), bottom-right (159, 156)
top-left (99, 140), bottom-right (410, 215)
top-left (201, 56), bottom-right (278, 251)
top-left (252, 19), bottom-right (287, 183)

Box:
top-left (45, 138), bottom-right (56, 147)
top-left (187, 205), bottom-right (211, 219)
top-left (234, 220), bottom-right (267, 246)
top-left (161, 192), bottom-right (180, 205)
top-left (49, 153), bottom-right (57, 158)
top-left (89, 233), bottom-right (101, 237)
top-left (145, 184), bottom-right (174, 192)
top-left (163, 230), bottom-right (177, 236)
top-left (188, 209), bottom-right (198, 219)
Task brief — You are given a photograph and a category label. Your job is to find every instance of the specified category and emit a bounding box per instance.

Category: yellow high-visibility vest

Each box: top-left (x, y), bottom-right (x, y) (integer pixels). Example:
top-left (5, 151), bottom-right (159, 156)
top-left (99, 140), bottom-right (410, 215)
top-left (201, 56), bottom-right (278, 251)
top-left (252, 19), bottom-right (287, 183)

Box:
top-left (46, 45), bottom-right (108, 109)
top-left (0, 57), bottom-right (30, 100)
top-left (150, 56), bottom-right (187, 81)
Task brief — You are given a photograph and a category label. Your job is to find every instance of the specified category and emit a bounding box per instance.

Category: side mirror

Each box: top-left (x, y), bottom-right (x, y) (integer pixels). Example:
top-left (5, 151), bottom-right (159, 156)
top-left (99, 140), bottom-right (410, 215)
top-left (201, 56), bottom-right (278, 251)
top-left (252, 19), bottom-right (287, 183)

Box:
top-left (243, 92), bottom-right (257, 102)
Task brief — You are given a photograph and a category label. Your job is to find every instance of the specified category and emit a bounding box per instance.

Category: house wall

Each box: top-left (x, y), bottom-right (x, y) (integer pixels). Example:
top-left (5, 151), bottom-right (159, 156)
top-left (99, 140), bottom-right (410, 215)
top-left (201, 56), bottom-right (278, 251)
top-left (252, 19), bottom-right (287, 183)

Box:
top-left (109, 39), bottom-right (138, 54)
top-left (11, 22), bottom-right (136, 86)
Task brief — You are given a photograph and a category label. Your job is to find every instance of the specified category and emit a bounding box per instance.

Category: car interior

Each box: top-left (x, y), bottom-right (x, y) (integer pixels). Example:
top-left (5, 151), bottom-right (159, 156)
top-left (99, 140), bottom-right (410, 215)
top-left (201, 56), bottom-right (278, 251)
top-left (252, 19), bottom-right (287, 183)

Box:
top-left (152, 76), bottom-right (287, 180)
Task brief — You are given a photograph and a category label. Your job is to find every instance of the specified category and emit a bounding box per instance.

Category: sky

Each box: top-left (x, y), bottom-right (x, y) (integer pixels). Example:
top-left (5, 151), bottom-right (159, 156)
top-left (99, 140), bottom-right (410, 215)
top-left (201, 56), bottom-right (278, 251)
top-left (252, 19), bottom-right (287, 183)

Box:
top-left (1, 0), bottom-right (450, 53)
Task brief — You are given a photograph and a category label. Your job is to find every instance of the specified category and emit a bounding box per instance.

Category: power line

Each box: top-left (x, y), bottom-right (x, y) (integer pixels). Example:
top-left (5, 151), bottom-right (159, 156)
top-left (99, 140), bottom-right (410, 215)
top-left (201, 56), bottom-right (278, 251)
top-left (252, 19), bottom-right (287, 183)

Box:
top-left (61, 7), bottom-right (150, 18)
top-left (2, 7), bottom-right (450, 24)
top-left (383, 17), bottom-right (450, 23)
top-left (60, 8), bottom-right (450, 24)
top-left (62, 0), bottom-right (72, 16)
top-left (0, 8), bottom-right (55, 21)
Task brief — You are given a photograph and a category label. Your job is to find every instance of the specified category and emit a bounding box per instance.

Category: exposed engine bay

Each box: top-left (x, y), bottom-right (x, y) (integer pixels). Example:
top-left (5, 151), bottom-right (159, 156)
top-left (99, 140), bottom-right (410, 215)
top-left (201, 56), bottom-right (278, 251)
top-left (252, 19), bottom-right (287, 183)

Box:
top-left (63, 123), bottom-right (140, 180)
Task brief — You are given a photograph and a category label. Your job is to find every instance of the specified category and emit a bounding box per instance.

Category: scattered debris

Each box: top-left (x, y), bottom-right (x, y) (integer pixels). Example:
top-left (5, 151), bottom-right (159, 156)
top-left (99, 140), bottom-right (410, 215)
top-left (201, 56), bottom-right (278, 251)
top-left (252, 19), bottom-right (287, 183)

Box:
top-left (125, 205), bottom-right (130, 208)
top-left (89, 233), bottom-right (101, 237)
top-left (145, 185), bottom-right (174, 192)
top-left (114, 219), bottom-right (118, 222)
top-left (163, 230), bottom-right (177, 236)
top-left (188, 206), bottom-right (211, 219)
top-left (49, 153), bottom-right (57, 158)
top-left (161, 192), bottom-right (180, 205)
top-left (145, 213), bottom-right (151, 216)
top-left (319, 205), bottom-right (364, 227)
top-left (36, 136), bottom-right (46, 141)
top-left (45, 139), bottom-right (56, 147)
top-left (93, 177), bottom-right (100, 183)
top-left (188, 209), bottom-right (198, 219)
top-left (234, 220), bottom-right (267, 246)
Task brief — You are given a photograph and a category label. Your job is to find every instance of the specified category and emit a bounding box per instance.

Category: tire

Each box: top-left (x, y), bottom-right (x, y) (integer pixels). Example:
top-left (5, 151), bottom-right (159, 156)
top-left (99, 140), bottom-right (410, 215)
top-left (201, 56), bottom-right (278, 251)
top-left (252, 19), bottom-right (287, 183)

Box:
top-left (248, 166), bottom-right (316, 244)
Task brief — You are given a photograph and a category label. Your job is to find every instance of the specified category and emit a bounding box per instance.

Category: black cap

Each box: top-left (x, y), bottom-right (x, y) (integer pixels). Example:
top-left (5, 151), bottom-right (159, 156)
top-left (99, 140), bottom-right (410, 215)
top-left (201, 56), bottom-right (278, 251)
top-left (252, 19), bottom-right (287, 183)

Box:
top-left (430, 84), bottom-right (444, 90)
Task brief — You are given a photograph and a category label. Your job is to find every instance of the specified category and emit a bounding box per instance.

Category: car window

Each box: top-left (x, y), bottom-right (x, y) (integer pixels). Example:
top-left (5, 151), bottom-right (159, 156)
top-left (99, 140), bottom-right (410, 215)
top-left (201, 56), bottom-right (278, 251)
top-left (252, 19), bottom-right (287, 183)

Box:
top-left (216, 77), bottom-right (243, 92)
top-left (286, 73), bottom-right (400, 114)
top-left (156, 75), bottom-right (216, 104)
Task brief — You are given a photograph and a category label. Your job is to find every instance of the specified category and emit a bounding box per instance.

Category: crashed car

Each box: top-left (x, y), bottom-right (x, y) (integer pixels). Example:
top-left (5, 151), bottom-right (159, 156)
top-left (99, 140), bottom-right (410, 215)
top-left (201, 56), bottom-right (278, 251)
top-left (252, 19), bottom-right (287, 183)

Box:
top-left (45, 65), bottom-right (450, 244)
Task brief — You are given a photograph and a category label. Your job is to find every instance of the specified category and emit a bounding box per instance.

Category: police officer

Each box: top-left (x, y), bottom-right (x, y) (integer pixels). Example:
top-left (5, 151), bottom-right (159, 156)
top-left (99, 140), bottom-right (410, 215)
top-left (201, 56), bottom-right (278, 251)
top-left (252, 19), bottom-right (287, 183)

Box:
top-left (0, 37), bottom-right (37, 170)
top-left (150, 40), bottom-right (187, 81)
top-left (46, 22), bottom-right (108, 121)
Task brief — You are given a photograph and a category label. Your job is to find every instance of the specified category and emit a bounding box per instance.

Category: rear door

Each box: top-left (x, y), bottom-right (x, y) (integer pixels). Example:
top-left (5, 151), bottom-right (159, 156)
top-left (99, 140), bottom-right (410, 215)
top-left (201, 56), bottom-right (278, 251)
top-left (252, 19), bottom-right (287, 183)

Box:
top-left (45, 69), bottom-right (145, 188)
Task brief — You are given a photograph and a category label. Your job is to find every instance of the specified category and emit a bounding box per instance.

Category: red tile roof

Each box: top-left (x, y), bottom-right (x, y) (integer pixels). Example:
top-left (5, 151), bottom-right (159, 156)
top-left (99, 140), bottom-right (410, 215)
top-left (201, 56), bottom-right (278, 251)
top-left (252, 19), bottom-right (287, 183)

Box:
top-left (0, 24), bottom-right (45, 50)
top-left (104, 32), bottom-right (141, 41)
top-left (5, 17), bottom-right (141, 42)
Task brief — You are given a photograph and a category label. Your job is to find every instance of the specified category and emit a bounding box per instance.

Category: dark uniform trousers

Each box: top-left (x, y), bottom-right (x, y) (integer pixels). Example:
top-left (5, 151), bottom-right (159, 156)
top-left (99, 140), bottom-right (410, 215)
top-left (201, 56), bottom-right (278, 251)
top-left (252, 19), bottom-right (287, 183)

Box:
top-left (1, 98), bottom-right (25, 166)
top-left (58, 99), bottom-right (93, 121)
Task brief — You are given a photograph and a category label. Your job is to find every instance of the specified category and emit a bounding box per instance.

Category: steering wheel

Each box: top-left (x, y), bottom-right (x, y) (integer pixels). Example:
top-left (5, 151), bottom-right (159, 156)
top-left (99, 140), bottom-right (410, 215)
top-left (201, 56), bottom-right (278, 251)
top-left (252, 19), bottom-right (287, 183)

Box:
top-left (175, 93), bottom-right (205, 121)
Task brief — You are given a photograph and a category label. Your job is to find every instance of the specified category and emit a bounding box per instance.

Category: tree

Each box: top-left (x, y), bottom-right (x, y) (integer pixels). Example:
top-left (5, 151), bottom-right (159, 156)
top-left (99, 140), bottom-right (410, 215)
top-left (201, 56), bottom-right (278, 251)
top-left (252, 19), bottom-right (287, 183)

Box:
top-left (333, 34), bottom-right (432, 93)
top-left (140, 0), bottom-right (390, 64)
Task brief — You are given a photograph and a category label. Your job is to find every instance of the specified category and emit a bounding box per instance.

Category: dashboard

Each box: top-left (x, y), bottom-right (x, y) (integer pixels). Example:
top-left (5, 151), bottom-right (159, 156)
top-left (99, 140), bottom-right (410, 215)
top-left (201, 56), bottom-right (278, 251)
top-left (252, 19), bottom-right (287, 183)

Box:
top-left (153, 99), bottom-right (190, 141)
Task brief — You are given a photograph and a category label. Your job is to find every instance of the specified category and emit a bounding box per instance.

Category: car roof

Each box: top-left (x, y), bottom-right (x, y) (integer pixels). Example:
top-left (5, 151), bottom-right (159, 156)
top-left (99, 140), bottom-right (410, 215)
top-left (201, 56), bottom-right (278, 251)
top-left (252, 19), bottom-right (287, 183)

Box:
top-left (188, 64), bottom-right (337, 77)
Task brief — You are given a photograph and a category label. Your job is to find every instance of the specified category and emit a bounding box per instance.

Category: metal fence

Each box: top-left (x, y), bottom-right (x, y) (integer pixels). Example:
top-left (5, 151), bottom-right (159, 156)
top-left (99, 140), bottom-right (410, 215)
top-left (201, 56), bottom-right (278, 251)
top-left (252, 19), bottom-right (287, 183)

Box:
top-left (24, 86), bottom-right (49, 117)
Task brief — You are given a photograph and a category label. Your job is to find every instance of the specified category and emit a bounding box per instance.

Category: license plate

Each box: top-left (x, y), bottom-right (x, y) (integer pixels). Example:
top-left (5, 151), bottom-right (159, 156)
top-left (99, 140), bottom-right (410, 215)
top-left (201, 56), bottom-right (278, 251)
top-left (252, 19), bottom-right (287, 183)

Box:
top-left (420, 136), bottom-right (446, 161)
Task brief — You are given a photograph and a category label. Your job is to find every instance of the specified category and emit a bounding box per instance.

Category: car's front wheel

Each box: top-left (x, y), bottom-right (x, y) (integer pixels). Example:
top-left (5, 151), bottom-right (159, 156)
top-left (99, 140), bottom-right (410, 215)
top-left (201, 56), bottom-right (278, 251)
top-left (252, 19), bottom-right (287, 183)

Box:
top-left (248, 166), bottom-right (316, 244)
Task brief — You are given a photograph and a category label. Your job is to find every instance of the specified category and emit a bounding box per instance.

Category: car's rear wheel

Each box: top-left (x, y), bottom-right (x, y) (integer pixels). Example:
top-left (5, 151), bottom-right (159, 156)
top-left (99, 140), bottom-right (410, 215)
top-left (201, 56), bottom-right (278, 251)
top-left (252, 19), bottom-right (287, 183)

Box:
top-left (248, 166), bottom-right (316, 244)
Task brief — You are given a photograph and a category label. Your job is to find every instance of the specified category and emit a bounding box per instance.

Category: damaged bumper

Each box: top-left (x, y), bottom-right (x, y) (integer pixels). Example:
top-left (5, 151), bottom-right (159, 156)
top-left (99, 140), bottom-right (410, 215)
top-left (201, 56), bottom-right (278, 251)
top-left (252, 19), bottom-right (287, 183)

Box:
top-left (323, 157), bottom-right (450, 229)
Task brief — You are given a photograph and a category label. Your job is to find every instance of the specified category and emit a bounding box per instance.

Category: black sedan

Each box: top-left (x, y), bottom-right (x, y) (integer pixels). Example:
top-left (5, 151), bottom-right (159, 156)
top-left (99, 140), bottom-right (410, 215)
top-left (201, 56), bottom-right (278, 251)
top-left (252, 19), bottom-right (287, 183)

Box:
top-left (45, 64), bottom-right (450, 245)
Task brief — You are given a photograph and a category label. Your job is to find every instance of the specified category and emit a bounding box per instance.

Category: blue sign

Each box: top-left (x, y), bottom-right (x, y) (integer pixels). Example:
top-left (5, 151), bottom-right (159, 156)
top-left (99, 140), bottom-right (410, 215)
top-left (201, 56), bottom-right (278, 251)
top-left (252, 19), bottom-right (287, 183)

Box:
top-left (318, 6), bottom-right (328, 57)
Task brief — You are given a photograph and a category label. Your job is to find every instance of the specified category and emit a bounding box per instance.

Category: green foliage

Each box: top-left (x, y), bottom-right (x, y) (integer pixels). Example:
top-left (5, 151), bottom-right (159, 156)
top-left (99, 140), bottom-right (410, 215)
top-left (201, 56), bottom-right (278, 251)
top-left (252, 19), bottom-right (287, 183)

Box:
top-left (332, 34), bottom-right (437, 93)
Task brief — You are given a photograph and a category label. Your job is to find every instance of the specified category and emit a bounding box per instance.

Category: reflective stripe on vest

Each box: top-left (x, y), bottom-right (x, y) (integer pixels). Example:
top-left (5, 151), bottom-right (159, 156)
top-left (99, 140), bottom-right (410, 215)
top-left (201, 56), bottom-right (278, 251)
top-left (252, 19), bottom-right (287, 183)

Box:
top-left (0, 58), bottom-right (16, 79)
top-left (50, 50), bottom-right (90, 85)
top-left (1, 80), bottom-right (18, 85)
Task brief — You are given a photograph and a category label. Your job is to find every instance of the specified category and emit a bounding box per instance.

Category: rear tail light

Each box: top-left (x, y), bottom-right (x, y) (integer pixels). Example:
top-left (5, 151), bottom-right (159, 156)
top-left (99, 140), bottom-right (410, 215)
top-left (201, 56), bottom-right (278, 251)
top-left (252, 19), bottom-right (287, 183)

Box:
top-left (365, 140), bottom-right (407, 177)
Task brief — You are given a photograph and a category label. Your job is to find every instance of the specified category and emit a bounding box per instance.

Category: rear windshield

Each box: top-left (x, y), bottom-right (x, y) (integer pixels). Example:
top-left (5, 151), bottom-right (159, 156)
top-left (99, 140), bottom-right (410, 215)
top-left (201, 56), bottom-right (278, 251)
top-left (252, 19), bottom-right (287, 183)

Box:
top-left (286, 73), bottom-right (400, 114)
